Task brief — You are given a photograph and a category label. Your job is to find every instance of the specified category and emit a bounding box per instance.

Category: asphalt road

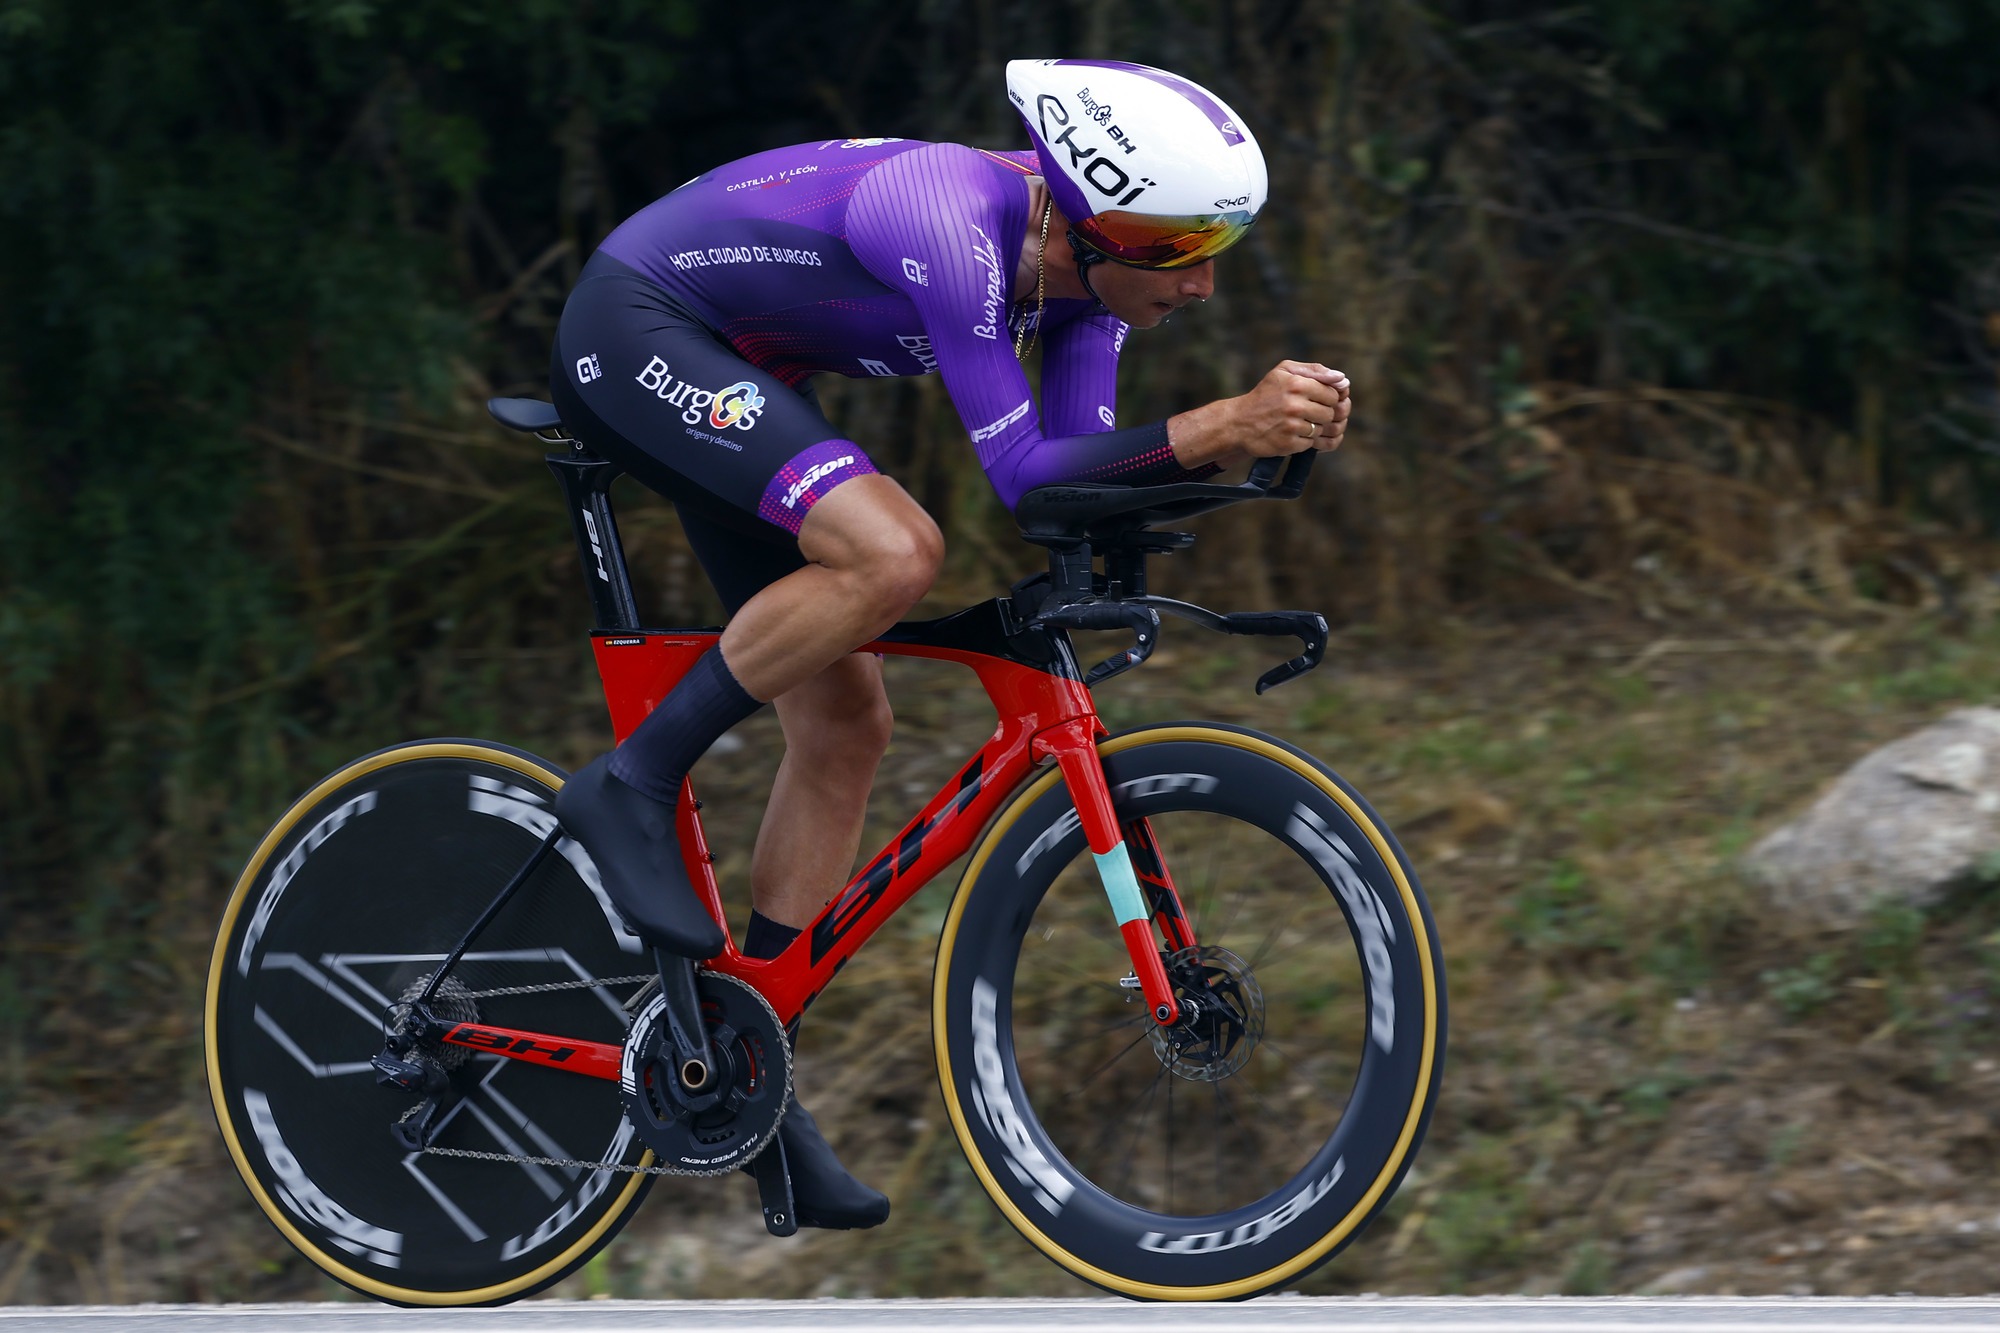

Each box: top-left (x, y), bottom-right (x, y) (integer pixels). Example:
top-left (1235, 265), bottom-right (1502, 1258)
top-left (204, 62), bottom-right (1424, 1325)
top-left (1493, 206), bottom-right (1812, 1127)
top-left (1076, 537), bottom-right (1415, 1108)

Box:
top-left (5, 1298), bottom-right (2000, 1331)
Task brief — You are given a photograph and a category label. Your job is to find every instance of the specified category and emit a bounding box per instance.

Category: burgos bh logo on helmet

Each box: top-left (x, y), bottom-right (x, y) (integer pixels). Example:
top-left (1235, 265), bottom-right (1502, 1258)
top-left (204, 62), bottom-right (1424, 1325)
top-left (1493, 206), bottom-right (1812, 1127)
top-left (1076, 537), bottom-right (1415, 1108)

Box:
top-left (635, 357), bottom-right (767, 431)
top-left (1032, 93), bottom-right (1155, 206)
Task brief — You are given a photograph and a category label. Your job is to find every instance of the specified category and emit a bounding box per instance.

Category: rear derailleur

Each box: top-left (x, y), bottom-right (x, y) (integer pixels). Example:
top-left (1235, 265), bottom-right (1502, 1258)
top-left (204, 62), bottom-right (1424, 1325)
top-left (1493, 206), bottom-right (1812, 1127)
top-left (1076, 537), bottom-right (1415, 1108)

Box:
top-left (371, 976), bottom-right (481, 1152)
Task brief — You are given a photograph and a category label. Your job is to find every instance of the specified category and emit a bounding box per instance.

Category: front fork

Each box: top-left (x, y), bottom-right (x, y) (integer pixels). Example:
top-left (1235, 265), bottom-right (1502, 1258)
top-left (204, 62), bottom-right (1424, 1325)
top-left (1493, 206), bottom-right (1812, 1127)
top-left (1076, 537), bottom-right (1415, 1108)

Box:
top-left (1039, 721), bottom-right (1194, 1024)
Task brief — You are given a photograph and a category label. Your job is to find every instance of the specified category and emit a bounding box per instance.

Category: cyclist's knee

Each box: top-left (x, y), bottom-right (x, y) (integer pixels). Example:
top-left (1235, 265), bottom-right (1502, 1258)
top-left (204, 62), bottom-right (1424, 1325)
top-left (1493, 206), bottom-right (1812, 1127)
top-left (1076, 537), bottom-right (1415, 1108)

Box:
top-left (799, 476), bottom-right (943, 611)
top-left (835, 671), bottom-right (896, 759)
top-left (856, 514), bottom-right (943, 609)
top-left (800, 696), bottom-right (894, 772)
top-left (779, 661), bottom-right (894, 769)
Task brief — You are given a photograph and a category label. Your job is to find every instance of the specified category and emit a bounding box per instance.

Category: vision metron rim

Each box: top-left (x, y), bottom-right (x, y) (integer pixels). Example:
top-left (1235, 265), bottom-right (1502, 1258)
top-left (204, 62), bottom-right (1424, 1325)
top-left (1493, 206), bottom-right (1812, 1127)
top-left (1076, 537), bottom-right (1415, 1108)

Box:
top-left (933, 724), bottom-right (1445, 1300)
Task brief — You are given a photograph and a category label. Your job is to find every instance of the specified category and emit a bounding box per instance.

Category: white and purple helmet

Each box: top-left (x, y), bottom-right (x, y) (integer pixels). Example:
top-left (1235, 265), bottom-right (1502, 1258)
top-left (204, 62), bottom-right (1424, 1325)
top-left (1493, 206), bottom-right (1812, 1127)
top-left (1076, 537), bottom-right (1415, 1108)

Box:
top-left (1006, 58), bottom-right (1267, 269)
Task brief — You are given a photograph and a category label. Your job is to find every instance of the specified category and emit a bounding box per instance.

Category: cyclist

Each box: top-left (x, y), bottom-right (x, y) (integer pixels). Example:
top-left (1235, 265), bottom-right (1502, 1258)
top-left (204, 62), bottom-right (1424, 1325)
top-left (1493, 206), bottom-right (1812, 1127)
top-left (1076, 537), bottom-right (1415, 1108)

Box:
top-left (548, 58), bottom-right (1349, 1231)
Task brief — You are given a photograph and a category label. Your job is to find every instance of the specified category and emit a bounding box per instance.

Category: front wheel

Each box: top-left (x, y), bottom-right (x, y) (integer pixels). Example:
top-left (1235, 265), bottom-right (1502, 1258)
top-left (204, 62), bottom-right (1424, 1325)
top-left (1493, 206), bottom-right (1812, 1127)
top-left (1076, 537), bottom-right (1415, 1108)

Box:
top-left (933, 724), bottom-right (1446, 1300)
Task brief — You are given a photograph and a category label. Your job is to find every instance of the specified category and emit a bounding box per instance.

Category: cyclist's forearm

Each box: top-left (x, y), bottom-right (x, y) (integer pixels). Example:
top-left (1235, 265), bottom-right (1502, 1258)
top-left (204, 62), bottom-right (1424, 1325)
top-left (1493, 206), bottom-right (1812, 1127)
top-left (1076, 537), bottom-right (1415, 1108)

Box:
top-left (986, 421), bottom-right (1220, 510)
top-left (1168, 398), bottom-right (1248, 468)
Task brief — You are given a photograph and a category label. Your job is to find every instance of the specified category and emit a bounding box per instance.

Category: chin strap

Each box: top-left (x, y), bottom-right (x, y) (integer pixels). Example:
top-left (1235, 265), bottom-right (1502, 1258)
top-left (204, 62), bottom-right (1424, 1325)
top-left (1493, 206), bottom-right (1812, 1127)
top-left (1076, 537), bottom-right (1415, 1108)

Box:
top-left (1066, 228), bottom-right (1109, 309)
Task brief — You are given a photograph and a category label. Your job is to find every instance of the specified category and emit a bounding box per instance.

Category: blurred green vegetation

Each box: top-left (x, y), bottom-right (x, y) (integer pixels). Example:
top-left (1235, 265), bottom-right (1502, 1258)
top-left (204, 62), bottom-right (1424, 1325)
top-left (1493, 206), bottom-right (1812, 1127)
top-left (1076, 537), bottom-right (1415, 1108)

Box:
top-left (5, 0), bottom-right (2000, 1303)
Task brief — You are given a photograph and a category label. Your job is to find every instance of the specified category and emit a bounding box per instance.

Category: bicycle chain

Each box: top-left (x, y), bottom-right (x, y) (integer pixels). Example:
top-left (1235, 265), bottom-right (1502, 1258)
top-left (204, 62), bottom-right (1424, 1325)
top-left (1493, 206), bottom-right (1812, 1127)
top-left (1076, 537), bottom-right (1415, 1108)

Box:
top-left (449, 974), bottom-right (654, 1001)
top-left (395, 972), bottom-right (696, 1175)
top-left (407, 1139), bottom-right (705, 1177)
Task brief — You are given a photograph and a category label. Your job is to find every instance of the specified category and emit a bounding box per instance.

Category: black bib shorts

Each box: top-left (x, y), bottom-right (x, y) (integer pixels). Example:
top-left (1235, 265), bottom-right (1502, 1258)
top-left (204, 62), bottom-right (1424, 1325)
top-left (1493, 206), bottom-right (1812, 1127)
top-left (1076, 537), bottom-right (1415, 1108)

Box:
top-left (550, 252), bottom-right (882, 612)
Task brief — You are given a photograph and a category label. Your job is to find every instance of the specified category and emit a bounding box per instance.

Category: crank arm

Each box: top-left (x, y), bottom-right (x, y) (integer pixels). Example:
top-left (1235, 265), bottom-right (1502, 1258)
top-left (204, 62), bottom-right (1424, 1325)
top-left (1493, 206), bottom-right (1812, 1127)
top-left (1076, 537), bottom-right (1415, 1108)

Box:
top-left (750, 1135), bottom-right (799, 1236)
top-left (654, 949), bottom-right (719, 1094)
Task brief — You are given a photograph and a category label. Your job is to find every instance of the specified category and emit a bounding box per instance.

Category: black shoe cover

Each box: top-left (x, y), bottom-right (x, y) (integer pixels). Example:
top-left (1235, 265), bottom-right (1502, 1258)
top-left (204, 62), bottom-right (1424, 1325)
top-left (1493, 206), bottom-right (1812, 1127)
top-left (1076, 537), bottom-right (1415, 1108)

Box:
top-left (553, 754), bottom-right (725, 959)
top-left (760, 1096), bottom-right (890, 1231)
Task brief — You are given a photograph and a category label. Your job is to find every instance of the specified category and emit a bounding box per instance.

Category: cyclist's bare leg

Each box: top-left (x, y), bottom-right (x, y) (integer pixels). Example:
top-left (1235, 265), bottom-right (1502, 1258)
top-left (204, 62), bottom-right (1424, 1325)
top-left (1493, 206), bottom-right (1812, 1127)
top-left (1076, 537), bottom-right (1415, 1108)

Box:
top-left (556, 473), bottom-right (937, 956)
top-left (749, 653), bottom-right (892, 929)
top-left (718, 474), bottom-right (943, 701)
top-left (712, 488), bottom-right (921, 1230)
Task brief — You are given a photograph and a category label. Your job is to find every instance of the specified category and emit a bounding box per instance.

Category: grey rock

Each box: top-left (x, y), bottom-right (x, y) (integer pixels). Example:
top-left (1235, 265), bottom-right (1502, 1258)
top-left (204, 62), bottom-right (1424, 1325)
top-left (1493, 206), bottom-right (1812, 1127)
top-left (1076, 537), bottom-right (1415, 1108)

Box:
top-left (1747, 706), bottom-right (2000, 927)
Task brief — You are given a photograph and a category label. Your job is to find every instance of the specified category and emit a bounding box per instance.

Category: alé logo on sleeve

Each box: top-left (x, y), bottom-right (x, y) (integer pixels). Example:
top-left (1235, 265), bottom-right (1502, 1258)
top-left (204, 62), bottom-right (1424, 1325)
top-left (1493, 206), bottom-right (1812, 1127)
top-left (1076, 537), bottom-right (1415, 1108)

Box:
top-left (634, 357), bottom-right (767, 431)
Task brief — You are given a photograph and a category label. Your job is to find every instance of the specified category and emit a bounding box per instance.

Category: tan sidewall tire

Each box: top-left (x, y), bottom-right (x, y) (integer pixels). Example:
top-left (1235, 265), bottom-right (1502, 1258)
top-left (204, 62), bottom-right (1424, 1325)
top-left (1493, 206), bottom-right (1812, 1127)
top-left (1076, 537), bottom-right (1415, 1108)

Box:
top-left (204, 739), bottom-right (653, 1307)
top-left (932, 724), bottom-right (1445, 1300)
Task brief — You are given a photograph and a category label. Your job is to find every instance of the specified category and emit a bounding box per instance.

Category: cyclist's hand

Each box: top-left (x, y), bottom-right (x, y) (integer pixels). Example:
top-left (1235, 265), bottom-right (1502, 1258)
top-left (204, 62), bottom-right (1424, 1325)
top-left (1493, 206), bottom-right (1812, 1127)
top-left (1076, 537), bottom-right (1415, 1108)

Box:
top-left (1166, 362), bottom-right (1351, 468)
top-left (1234, 361), bottom-right (1350, 458)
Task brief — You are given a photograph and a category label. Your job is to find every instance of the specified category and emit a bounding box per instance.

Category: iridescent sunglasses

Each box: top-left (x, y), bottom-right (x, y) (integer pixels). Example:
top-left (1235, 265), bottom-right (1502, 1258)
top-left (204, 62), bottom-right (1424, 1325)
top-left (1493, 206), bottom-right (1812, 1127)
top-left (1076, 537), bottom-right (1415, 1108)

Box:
top-left (1074, 207), bottom-right (1258, 270)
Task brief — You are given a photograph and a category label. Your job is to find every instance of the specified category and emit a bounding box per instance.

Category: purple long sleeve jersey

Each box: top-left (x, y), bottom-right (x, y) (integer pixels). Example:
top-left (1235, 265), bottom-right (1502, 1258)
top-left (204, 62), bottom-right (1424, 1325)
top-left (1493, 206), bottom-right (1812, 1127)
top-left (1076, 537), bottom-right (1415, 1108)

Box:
top-left (597, 137), bottom-right (1200, 510)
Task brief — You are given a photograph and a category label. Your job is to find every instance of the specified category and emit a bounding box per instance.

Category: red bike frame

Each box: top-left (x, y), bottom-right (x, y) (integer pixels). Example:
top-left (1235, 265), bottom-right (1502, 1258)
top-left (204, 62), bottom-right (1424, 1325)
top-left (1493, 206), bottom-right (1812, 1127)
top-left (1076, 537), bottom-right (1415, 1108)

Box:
top-left (439, 615), bottom-right (1191, 1078)
top-left (429, 430), bottom-right (1328, 1082)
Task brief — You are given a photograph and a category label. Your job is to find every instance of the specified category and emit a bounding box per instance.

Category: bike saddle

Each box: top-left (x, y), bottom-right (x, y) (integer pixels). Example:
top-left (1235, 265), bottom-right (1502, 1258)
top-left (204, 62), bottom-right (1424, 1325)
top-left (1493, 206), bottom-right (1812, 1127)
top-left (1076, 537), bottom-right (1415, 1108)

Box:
top-left (486, 397), bottom-right (564, 433)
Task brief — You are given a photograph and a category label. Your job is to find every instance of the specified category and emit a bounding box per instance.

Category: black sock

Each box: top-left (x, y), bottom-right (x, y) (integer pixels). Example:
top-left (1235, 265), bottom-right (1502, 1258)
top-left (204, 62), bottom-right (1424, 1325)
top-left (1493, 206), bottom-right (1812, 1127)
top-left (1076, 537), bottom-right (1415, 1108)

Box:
top-left (742, 910), bottom-right (803, 961)
top-left (608, 645), bottom-right (762, 804)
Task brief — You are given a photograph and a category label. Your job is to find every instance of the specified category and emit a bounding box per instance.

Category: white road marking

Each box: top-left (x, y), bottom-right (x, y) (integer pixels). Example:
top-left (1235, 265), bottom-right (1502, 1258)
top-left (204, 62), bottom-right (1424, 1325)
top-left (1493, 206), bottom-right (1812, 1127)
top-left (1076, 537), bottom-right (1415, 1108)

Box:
top-left (6, 1298), bottom-right (2000, 1330)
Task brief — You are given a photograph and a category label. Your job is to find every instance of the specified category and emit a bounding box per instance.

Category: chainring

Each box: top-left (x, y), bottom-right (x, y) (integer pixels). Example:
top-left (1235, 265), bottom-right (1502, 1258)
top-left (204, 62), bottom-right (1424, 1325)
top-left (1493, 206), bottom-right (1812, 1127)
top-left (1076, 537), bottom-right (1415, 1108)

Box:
top-left (619, 970), bottom-right (790, 1177)
top-left (1149, 945), bottom-right (1265, 1081)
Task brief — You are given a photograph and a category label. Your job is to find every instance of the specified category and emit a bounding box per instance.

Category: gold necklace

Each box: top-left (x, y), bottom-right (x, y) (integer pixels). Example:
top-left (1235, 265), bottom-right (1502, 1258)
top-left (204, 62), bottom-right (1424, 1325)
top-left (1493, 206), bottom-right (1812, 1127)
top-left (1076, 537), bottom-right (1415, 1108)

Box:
top-left (1014, 194), bottom-right (1051, 362)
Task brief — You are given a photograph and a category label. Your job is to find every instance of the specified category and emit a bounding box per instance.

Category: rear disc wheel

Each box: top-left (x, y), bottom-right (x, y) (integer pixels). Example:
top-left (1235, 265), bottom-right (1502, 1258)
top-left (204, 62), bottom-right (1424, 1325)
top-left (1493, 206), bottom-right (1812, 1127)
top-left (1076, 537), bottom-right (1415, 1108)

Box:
top-left (205, 739), bottom-right (658, 1306)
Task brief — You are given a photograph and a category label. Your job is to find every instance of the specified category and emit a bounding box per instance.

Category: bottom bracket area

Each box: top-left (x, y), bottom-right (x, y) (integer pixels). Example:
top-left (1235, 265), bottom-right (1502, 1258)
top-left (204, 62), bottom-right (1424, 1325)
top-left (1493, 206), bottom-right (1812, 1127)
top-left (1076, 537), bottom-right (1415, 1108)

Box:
top-left (620, 971), bottom-right (790, 1175)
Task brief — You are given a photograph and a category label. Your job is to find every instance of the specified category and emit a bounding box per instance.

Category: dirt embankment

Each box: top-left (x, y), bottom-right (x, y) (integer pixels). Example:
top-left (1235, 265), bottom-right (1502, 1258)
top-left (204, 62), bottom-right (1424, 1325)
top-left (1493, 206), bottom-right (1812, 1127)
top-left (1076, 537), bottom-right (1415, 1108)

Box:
top-left (7, 612), bottom-right (2000, 1302)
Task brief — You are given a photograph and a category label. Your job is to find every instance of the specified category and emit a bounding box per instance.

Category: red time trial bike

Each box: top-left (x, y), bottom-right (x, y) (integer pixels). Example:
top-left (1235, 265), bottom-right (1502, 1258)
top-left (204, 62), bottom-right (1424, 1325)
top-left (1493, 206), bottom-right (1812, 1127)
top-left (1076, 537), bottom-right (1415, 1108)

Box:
top-left (204, 397), bottom-right (1446, 1305)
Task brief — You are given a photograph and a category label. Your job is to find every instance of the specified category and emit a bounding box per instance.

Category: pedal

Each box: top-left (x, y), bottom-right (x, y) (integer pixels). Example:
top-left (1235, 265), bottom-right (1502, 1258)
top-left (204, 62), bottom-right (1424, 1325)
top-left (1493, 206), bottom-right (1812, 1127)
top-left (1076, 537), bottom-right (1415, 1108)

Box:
top-left (751, 1136), bottom-right (799, 1236)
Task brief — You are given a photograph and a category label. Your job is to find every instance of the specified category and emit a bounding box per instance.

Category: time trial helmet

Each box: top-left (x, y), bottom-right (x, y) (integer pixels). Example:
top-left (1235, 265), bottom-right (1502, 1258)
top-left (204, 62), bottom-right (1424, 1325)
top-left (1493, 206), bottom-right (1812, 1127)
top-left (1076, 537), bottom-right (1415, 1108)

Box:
top-left (1005, 58), bottom-right (1267, 270)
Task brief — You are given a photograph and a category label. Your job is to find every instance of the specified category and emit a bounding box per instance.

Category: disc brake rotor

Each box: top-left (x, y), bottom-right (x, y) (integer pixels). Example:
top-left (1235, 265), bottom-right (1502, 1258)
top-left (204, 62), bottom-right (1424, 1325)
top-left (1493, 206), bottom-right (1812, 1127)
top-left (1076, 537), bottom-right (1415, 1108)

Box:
top-left (1149, 945), bottom-right (1265, 1081)
top-left (620, 970), bottom-right (790, 1176)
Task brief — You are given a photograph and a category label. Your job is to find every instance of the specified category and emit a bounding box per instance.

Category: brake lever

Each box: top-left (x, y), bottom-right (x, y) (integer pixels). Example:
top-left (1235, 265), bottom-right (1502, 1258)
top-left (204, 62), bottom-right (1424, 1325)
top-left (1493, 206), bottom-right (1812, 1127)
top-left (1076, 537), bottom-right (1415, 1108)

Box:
top-left (1242, 450), bottom-right (1317, 497)
top-left (1083, 630), bottom-right (1158, 686)
top-left (1029, 600), bottom-right (1162, 686)
top-left (1269, 450), bottom-right (1316, 499)
top-left (1218, 610), bottom-right (1330, 694)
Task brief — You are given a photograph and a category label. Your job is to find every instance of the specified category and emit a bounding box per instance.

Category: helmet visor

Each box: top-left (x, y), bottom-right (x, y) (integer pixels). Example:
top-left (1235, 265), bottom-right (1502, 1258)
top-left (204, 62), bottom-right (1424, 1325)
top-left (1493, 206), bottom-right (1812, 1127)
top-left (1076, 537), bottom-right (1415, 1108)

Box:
top-left (1077, 208), bottom-right (1257, 270)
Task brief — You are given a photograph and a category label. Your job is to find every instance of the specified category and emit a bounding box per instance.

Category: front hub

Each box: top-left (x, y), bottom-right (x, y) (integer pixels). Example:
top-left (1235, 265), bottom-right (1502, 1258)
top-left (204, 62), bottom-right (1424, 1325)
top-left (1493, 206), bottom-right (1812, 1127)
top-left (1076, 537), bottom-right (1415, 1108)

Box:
top-left (1149, 945), bottom-right (1265, 1081)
